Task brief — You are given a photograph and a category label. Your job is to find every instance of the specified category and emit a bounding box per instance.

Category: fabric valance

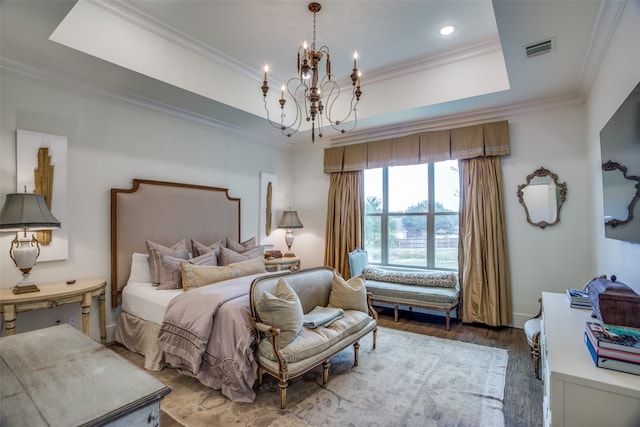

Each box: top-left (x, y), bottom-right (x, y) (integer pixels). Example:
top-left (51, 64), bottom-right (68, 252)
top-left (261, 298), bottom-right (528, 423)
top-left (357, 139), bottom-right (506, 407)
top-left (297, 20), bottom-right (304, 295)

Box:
top-left (324, 120), bottom-right (509, 173)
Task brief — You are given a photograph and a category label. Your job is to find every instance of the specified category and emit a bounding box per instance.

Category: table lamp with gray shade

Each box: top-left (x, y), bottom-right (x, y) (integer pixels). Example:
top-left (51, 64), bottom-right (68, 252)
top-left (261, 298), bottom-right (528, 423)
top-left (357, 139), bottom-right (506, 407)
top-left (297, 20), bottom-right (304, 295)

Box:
top-left (277, 210), bottom-right (303, 257)
top-left (0, 192), bottom-right (61, 294)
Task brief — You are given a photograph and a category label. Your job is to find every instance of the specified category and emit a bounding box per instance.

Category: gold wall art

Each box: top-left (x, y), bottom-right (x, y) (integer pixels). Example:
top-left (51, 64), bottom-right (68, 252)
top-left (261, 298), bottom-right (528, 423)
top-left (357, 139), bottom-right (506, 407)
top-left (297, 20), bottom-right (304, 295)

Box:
top-left (17, 129), bottom-right (68, 261)
top-left (259, 172), bottom-right (277, 246)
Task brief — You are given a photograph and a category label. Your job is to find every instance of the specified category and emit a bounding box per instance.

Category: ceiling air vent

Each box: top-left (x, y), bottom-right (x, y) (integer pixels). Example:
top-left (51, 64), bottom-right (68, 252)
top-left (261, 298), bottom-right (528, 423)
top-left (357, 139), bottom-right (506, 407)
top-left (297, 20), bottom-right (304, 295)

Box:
top-left (525, 38), bottom-right (554, 58)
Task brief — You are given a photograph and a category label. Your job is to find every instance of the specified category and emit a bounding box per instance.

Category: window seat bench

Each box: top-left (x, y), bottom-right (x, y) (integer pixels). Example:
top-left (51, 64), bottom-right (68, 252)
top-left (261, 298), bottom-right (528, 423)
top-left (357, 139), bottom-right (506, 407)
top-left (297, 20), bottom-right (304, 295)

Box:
top-left (362, 266), bottom-right (460, 330)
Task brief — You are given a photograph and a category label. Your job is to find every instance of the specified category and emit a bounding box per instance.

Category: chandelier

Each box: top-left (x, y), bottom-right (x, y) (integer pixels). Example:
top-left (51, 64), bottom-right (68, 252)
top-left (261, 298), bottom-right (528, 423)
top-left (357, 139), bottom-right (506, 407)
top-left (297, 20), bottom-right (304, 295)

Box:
top-left (261, 2), bottom-right (362, 142)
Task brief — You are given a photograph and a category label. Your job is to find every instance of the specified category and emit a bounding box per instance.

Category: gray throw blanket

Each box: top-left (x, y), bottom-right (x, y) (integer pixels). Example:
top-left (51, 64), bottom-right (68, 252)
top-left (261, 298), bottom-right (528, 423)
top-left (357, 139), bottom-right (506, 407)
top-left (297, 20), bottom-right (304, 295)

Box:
top-left (303, 306), bottom-right (344, 328)
top-left (157, 272), bottom-right (270, 402)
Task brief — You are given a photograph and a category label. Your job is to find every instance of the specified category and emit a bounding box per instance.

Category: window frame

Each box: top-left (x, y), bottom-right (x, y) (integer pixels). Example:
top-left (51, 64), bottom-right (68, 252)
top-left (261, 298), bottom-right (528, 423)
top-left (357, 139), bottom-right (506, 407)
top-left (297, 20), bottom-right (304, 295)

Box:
top-left (364, 162), bottom-right (459, 271)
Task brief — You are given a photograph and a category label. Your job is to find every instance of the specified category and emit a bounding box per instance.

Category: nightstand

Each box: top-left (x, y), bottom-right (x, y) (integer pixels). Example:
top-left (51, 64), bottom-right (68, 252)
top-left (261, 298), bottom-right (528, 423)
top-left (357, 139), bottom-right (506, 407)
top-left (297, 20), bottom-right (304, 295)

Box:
top-left (0, 277), bottom-right (107, 343)
top-left (264, 256), bottom-right (301, 272)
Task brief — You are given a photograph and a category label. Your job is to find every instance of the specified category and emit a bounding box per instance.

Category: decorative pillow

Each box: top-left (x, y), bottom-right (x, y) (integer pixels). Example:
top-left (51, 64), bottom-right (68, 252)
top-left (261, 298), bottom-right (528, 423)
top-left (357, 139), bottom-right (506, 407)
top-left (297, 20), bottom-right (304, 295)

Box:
top-left (219, 246), bottom-right (263, 266)
top-left (181, 256), bottom-right (266, 290)
top-left (158, 252), bottom-right (217, 290)
top-left (129, 252), bottom-right (151, 283)
top-left (328, 272), bottom-right (368, 313)
top-left (255, 278), bottom-right (304, 347)
top-left (225, 236), bottom-right (257, 252)
top-left (191, 239), bottom-right (223, 258)
top-left (146, 239), bottom-right (189, 284)
top-left (363, 266), bottom-right (457, 289)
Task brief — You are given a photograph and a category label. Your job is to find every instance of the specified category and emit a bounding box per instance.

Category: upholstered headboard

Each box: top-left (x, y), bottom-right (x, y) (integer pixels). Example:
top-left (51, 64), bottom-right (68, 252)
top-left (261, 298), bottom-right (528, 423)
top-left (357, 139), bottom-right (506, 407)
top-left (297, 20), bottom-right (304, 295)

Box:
top-left (110, 179), bottom-right (240, 307)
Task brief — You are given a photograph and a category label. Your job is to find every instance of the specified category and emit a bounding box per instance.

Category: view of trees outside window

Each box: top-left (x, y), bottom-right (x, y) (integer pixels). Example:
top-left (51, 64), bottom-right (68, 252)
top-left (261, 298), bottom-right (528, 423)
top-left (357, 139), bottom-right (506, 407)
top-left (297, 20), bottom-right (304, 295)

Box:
top-left (364, 161), bottom-right (459, 270)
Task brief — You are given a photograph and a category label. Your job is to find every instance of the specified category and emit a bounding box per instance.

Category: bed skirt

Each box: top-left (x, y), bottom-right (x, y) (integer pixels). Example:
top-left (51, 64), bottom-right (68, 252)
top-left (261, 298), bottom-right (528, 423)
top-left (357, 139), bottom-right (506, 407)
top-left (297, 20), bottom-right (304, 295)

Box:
top-left (115, 311), bottom-right (165, 371)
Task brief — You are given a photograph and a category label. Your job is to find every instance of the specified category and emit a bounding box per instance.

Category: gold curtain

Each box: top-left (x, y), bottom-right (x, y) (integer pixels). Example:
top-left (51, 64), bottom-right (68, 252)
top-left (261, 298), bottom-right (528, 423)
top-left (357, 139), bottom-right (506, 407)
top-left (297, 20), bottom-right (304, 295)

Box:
top-left (458, 156), bottom-right (512, 326)
top-left (324, 171), bottom-right (363, 278)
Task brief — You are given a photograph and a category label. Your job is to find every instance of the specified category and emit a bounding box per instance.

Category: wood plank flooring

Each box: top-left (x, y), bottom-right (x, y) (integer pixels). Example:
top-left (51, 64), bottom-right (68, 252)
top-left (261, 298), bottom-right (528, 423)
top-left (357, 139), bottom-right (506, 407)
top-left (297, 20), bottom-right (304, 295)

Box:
top-left (374, 307), bottom-right (544, 427)
top-left (157, 307), bottom-right (543, 426)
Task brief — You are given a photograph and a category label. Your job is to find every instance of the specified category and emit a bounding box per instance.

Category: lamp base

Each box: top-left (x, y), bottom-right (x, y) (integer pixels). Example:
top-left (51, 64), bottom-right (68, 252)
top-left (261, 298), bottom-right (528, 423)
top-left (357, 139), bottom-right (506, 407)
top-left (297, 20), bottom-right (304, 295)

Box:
top-left (12, 284), bottom-right (40, 294)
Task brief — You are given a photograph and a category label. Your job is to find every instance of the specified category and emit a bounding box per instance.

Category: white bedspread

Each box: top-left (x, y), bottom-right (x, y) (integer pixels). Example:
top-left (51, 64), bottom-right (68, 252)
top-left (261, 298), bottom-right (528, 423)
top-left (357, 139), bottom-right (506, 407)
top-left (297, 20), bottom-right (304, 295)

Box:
top-left (122, 280), bottom-right (182, 325)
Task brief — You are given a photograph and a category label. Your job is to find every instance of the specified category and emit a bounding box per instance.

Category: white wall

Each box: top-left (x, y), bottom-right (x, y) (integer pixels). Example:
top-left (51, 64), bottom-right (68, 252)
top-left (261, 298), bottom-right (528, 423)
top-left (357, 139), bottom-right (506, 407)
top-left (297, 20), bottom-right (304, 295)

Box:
top-left (293, 103), bottom-right (592, 328)
top-left (2, 3), bottom-right (638, 339)
top-left (0, 69), bottom-right (293, 340)
top-left (585, 1), bottom-right (640, 292)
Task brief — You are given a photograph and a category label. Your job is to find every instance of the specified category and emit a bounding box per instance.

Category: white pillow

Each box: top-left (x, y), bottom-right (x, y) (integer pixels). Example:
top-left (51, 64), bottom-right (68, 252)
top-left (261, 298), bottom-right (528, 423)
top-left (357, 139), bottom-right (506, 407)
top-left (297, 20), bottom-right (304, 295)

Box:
top-left (129, 252), bottom-right (151, 283)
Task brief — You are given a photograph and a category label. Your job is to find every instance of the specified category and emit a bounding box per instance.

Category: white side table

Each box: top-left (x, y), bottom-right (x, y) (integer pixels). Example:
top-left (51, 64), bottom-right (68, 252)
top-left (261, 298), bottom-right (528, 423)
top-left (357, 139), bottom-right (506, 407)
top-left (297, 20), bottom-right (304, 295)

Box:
top-left (0, 277), bottom-right (107, 342)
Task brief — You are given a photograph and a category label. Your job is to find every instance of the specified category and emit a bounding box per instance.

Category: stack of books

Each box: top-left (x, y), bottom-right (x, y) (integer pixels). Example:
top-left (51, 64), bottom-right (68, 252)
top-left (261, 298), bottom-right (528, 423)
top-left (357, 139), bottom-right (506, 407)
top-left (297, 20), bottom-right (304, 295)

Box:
top-left (584, 321), bottom-right (640, 375)
top-left (566, 288), bottom-right (591, 309)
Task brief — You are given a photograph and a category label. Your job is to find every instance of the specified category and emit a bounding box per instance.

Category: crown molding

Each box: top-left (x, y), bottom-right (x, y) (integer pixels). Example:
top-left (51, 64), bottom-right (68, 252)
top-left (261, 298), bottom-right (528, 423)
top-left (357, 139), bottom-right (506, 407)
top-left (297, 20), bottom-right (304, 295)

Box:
top-left (574, 0), bottom-right (627, 101)
top-left (327, 95), bottom-right (583, 146)
top-left (1, 57), bottom-right (293, 150)
top-left (93, 0), bottom-right (259, 82)
top-left (365, 38), bottom-right (503, 86)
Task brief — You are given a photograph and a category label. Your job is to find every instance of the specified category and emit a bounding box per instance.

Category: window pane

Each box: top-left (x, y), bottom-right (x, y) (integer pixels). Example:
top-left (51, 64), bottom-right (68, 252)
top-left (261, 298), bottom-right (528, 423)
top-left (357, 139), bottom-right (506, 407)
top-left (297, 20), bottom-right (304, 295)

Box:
top-left (364, 215), bottom-right (381, 263)
top-left (388, 215), bottom-right (427, 267)
top-left (364, 168), bottom-right (383, 214)
top-left (434, 214), bottom-right (458, 269)
top-left (388, 164), bottom-right (428, 213)
top-left (434, 160), bottom-right (459, 213)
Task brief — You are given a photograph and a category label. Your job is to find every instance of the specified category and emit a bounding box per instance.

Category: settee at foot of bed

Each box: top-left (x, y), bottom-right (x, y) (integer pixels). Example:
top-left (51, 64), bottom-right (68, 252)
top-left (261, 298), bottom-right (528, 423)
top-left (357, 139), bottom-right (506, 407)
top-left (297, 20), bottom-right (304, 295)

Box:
top-left (249, 267), bottom-right (378, 412)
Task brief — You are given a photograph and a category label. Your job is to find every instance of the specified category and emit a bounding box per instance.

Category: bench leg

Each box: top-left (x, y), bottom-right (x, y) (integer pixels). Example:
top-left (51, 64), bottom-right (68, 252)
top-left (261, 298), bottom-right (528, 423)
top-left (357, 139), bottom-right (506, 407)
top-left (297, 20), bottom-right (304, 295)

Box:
top-left (445, 310), bottom-right (451, 330)
top-left (279, 380), bottom-right (288, 413)
top-left (322, 360), bottom-right (330, 386)
top-left (393, 303), bottom-right (399, 322)
top-left (372, 327), bottom-right (377, 349)
top-left (353, 342), bottom-right (360, 366)
top-left (257, 366), bottom-right (263, 386)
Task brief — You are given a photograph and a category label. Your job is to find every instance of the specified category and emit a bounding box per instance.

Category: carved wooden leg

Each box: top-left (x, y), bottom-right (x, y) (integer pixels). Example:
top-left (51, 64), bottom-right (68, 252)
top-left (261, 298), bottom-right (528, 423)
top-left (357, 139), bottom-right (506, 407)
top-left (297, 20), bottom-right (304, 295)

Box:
top-left (373, 327), bottom-right (377, 349)
top-left (257, 366), bottom-right (263, 386)
top-left (99, 292), bottom-right (106, 344)
top-left (393, 303), bottom-right (399, 322)
top-left (353, 342), bottom-right (360, 366)
top-left (82, 292), bottom-right (92, 336)
top-left (3, 304), bottom-right (16, 335)
top-left (445, 310), bottom-right (451, 330)
top-left (322, 360), bottom-right (330, 386)
top-left (533, 351), bottom-right (540, 380)
top-left (279, 380), bottom-right (288, 413)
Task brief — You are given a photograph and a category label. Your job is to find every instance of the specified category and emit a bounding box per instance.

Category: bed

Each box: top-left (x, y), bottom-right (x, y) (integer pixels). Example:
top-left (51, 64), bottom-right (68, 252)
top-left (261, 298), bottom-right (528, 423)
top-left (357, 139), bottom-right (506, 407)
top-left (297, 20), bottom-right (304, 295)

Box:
top-left (111, 179), bottom-right (273, 402)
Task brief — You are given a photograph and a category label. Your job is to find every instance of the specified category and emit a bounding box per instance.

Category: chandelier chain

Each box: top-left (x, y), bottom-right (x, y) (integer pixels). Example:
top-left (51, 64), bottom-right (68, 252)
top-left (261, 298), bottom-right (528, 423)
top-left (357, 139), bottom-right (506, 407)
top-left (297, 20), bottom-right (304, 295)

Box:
top-left (261, 2), bottom-right (361, 142)
top-left (312, 10), bottom-right (317, 50)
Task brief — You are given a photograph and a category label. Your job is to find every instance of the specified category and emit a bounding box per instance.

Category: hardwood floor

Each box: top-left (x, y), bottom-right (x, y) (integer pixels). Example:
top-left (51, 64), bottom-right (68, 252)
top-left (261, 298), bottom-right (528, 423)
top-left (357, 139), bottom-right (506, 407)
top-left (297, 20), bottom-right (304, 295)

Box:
top-left (375, 307), bottom-right (544, 427)
top-left (159, 307), bottom-right (543, 426)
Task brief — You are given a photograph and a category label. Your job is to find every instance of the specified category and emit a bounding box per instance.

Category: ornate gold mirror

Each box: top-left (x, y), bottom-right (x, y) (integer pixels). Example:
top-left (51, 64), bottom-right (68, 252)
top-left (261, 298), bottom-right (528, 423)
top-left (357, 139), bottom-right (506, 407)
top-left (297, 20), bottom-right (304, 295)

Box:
top-left (517, 167), bottom-right (567, 229)
top-left (602, 161), bottom-right (640, 228)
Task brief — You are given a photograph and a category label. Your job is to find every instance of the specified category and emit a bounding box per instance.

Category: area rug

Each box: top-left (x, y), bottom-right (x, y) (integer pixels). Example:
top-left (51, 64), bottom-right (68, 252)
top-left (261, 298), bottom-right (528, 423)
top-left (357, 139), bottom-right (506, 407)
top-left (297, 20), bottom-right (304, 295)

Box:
top-left (115, 327), bottom-right (508, 427)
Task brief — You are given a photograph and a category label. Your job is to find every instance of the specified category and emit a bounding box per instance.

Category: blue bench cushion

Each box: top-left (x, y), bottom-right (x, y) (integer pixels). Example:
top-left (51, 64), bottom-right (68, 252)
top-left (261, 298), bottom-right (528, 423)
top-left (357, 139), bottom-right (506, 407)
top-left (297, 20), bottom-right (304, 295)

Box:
top-left (364, 280), bottom-right (459, 307)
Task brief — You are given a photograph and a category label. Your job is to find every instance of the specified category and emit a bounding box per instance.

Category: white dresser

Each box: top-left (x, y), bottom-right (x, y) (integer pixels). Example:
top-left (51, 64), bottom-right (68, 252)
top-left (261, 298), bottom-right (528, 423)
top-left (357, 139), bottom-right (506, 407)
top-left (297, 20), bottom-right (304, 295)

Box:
top-left (541, 292), bottom-right (640, 426)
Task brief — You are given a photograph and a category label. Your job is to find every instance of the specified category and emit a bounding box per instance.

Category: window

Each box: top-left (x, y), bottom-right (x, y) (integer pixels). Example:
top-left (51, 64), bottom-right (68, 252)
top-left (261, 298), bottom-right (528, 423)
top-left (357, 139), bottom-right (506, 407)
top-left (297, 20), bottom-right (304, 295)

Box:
top-left (364, 160), bottom-right (459, 270)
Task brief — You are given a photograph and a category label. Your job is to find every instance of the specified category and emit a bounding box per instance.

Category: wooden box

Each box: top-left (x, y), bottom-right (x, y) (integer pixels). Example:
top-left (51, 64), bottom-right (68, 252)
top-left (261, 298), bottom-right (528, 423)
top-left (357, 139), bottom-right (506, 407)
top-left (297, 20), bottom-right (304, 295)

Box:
top-left (588, 277), bottom-right (640, 328)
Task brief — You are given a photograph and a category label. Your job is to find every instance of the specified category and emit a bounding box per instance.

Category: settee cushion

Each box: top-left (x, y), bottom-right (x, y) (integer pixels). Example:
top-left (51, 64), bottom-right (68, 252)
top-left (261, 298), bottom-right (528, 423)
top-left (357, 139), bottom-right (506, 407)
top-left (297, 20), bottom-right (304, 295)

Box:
top-left (328, 272), bottom-right (368, 313)
top-left (255, 278), bottom-right (304, 346)
top-left (363, 266), bottom-right (457, 288)
top-left (258, 310), bottom-right (372, 363)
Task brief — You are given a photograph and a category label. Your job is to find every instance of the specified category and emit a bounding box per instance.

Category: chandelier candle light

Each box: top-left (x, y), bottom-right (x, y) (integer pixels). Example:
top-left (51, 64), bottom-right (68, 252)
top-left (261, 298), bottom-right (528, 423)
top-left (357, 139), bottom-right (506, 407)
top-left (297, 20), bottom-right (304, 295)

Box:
top-left (261, 2), bottom-right (362, 142)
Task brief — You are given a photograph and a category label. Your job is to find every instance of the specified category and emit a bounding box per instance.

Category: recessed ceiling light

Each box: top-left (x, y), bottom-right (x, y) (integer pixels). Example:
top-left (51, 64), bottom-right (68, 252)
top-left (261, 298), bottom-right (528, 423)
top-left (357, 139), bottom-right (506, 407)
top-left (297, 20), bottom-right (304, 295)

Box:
top-left (440, 26), bottom-right (455, 36)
